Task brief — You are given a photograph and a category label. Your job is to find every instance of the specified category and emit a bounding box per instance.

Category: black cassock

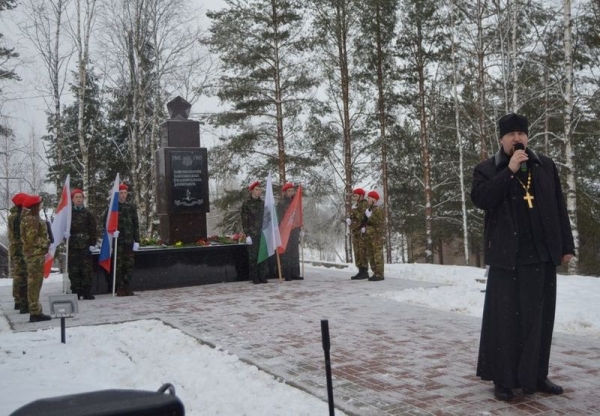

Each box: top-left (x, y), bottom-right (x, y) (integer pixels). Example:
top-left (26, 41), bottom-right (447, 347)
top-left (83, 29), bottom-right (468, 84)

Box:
top-left (477, 172), bottom-right (557, 391)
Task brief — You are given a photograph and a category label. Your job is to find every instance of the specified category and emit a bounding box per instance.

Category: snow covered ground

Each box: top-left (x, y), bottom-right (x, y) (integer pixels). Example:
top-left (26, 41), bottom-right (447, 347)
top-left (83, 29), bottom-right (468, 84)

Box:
top-left (1, 262), bottom-right (598, 415)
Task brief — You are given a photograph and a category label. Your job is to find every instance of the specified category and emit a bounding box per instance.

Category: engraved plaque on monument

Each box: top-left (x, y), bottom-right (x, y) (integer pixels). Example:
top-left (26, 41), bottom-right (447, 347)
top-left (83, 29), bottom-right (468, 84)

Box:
top-left (170, 150), bottom-right (208, 212)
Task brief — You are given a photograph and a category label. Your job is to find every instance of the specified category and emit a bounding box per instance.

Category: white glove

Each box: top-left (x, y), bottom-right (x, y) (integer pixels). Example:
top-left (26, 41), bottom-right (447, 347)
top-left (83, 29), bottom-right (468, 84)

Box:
top-left (345, 218), bottom-right (351, 226)
top-left (89, 245), bottom-right (96, 252)
top-left (246, 236), bottom-right (253, 245)
top-left (300, 230), bottom-right (305, 238)
top-left (133, 242), bottom-right (140, 251)
top-left (64, 231), bottom-right (70, 239)
top-left (365, 209), bottom-right (372, 218)
top-left (113, 230), bottom-right (120, 238)
top-left (361, 227), bottom-right (366, 234)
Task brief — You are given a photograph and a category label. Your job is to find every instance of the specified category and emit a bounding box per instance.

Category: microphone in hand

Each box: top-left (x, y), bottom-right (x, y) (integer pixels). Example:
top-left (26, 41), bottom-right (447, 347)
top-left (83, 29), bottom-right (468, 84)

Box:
top-left (514, 143), bottom-right (527, 172)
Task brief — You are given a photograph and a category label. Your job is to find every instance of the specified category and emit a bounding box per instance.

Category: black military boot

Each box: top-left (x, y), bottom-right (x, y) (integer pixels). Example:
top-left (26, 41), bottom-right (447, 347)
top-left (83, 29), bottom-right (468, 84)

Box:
top-left (83, 286), bottom-right (95, 300)
top-left (124, 282), bottom-right (134, 296)
top-left (30, 313), bottom-right (52, 323)
top-left (351, 268), bottom-right (369, 280)
top-left (14, 302), bottom-right (20, 310)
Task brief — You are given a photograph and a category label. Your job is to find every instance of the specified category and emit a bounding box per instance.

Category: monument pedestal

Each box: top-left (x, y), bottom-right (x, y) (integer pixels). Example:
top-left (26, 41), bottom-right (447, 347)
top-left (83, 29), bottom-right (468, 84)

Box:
top-left (92, 245), bottom-right (249, 295)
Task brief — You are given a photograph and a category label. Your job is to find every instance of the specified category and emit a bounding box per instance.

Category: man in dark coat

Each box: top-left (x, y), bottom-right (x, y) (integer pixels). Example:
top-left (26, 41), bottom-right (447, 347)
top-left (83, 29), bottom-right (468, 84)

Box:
top-left (68, 189), bottom-right (97, 299)
top-left (471, 113), bottom-right (575, 401)
top-left (241, 181), bottom-right (268, 284)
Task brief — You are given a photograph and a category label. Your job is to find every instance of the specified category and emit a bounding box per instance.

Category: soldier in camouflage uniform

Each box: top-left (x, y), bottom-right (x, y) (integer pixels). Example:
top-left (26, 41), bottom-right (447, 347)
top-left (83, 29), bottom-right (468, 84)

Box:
top-left (241, 181), bottom-right (268, 284)
top-left (277, 182), bottom-right (303, 281)
top-left (8, 192), bottom-right (29, 313)
top-left (346, 188), bottom-right (369, 280)
top-left (108, 184), bottom-right (140, 296)
top-left (68, 189), bottom-right (98, 299)
top-left (363, 191), bottom-right (385, 281)
top-left (20, 195), bottom-right (52, 322)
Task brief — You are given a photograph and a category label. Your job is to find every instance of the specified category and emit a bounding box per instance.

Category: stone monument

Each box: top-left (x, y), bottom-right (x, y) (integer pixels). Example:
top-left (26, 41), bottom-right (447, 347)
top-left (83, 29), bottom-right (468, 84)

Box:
top-left (155, 96), bottom-right (209, 244)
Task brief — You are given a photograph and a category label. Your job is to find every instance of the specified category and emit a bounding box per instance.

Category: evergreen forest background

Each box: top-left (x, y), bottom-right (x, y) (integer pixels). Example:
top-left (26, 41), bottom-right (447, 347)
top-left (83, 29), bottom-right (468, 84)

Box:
top-left (1, 0), bottom-right (599, 276)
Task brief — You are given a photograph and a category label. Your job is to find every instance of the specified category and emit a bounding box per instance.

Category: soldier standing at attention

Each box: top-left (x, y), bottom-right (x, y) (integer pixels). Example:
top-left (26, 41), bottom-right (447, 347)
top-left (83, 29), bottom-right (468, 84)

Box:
top-left (241, 181), bottom-right (268, 284)
top-left (111, 183), bottom-right (140, 297)
top-left (364, 191), bottom-right (385, 281)
top-left (277, 182), bottom-right (303, 281)
top-left (68, 188), bottom-right (98, 299)
top-left (20, 195), bottom-right (52, 322)
top-left (8, 192), bottom-right (29, 314)
top-left (347, 188), bottom-right (369, 280)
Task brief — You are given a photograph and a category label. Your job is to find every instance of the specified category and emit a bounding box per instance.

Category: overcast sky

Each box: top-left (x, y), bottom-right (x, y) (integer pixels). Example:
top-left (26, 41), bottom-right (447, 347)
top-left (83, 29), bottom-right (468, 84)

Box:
top-left (1, 0), bottom-right (226, 145)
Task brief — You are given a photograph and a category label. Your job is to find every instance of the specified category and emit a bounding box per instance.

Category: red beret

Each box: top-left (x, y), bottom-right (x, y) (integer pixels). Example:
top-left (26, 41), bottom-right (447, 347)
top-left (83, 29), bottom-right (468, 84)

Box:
top-left (22, 194), bottom-right (42, 209)
top-left (71, 188), bottom-right (84, 198)
top-left (119, 184), bottom-right (129, 191)
top-left (248, 181), bottom-right (260, 191)
top-left (282, 182), bottom-right (294, 192)
top-left (12, 192), bottom-right (29, 207)
top-left (353, 188), bottom-right (365, 196)
top-left (367, 190), bottom-right (380, 201)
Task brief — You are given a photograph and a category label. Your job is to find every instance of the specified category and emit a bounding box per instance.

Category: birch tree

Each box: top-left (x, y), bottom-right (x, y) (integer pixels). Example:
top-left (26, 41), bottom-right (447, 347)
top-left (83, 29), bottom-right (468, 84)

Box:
top-left (100, 0), bottom-right (208, 236)
top-left (562, 0), bottom-right (579, 274)
top-left (70, 0), bottom-right (97, 195)
top-left (19, 0), bottom-right (73, 189)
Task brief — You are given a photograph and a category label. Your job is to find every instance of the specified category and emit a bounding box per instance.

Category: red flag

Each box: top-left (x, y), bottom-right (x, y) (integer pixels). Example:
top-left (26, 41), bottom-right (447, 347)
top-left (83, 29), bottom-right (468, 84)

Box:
top-left (44, 175), bottom-right (72, 278)
top-left (277, 186), bottom-right (303, 254)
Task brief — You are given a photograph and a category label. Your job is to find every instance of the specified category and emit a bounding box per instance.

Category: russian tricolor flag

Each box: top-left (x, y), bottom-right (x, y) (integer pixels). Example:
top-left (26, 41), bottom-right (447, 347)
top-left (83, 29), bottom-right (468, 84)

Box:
top-left (99, 174), bottom-right (120, 273)
top-left (44, 175), bottom-right (72, 278)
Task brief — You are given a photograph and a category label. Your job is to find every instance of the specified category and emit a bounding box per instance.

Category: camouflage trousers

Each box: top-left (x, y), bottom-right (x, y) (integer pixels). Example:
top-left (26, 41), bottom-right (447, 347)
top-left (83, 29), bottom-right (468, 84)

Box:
top-left (351, 232), bottom-right (368, 269)
top-left (366, 235), bottom-right (385, 277)
top-left (10, 252), bottom-right (28, 306)
top-left (25, 255), bottom-right (45, 315)
top-left (68, 248), bottom-right (93, 293)
top-left (115, 243), bottom-right (135, 289)
top-left (247, 237), bottom-right (268, 282)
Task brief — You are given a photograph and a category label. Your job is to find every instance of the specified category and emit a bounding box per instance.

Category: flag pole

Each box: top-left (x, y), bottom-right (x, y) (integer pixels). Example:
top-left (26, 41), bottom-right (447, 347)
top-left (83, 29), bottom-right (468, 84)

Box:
top-left (63, 239), bottom-right (70, 294)
top-left (301, 227), bottom-right (305, 279)
top-left (276, 251), bottom-right (283, 283)
top-left (112, 236), bottom-right (118, 297)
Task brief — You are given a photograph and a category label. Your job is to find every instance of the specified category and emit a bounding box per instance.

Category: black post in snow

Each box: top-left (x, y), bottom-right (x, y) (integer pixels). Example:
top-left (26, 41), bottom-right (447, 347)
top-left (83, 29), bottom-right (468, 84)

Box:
top-left (60, 317), bottom-right (66, 344)
top-left (321, 319), bottom-right (334, 416)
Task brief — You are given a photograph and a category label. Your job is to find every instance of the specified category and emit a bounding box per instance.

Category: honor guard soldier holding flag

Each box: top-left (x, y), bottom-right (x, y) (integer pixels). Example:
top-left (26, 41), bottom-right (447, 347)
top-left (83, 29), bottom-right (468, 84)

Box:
top-left (347, 188), bottom-right (369, 280)
top-left (20, 195), bottom-right (52, 322)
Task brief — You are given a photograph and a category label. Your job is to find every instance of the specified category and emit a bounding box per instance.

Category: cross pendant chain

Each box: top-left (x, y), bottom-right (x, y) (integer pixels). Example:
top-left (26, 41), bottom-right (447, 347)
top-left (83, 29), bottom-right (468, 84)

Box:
top-left (516, 172), bottom-right (534, 209)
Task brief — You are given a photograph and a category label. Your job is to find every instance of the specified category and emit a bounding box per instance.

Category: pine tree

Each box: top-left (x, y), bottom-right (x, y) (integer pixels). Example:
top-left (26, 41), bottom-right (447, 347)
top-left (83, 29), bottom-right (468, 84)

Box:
top-left (206, 0), bottom-right (317, 184)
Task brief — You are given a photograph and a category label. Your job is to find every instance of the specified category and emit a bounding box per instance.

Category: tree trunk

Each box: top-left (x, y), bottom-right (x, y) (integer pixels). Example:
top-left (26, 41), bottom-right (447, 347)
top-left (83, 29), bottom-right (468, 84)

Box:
top-left (271, 1), bottom-right (286, 185)
top-left (476, 0), bottom-right (488, 161)
top-left (563, 0), bottom-right (579, 274)
top-left (373, 3), bottom-right (392, 263)
top-left (416, 24), bottom-right (434, 264)
top-left (451, 0), bottom-right (470, 266)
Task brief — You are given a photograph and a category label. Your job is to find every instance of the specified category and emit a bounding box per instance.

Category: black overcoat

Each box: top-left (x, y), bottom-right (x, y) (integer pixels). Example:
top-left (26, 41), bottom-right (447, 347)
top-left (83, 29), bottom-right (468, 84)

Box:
top-left (471, 148), bottom-right (575, 270)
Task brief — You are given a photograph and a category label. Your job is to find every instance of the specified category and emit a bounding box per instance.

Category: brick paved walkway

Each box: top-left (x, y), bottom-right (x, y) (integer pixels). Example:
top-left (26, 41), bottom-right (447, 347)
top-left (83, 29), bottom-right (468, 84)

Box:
top-left (2, 265), bottom-right (599, 415)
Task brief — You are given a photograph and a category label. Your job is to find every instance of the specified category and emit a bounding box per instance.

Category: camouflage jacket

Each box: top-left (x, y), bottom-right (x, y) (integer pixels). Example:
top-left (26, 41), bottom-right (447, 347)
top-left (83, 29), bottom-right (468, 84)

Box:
top-left (349, 199), bottom-right (368, 234)
top-left (241, 196), bottom-right (264, 237)
top-left (70, 206), bottom-right (97, 249)
top-left (364, 204), bottom-right (384, 237)
top-left (116, 202), bottom-right (140, 244)
top-left (20, 209), bottom-right (50, 257)
top-left (8, 206), bottom-right (23, 256)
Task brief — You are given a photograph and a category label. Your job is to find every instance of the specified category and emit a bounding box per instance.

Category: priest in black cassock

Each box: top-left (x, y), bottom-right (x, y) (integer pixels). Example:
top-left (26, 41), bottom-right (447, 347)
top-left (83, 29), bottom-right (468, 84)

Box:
top-left (471, 113), bottom-right (575, 401)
